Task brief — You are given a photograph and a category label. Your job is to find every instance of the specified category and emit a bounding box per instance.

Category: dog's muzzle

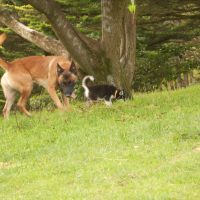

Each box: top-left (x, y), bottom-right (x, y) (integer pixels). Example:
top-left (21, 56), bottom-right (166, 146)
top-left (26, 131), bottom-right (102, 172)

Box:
top-left (63, 85), bottom-right (76, 97)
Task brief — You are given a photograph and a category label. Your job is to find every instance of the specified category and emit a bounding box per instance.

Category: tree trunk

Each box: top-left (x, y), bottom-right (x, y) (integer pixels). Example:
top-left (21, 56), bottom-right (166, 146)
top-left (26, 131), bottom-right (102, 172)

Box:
top-left (174, 80), bottom-right (178, 89)
top-left (159, 83), bottom-right (163, 91)
top-left (189, 71), bottom-right (193, 84)
top-left (101, 0), bottom-right (136, 94)
top-left (184, 74), bottom-right (189, 87)
top-left (0, 0), bottom-right (136, 96)
top-left (169, 81), bottom-right (174, 90)
top-left (177, 76), bottom-right (182, 89)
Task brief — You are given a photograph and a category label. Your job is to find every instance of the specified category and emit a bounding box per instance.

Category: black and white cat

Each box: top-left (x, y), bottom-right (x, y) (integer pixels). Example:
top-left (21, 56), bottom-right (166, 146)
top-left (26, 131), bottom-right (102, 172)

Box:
top-left (82, 75), bottom-right (125, 106)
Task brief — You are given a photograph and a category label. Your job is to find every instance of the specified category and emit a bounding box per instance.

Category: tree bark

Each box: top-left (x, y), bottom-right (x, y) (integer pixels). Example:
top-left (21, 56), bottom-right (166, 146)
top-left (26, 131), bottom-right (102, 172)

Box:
top-left (24, 0), bottom-right (102, 76)
top-left (189, 71), bottom-right (193, 84)
top-left (177, 76), bottom-right (182, 89)
top-left (184, 74), bottom-right (189, 87)
top-left (0, 5), bottom-right (70, 58)
top-left (101, 0), bottom-right (136, 93)
top-left (169, 81), bottom-right (174, 90)
top-left (159, 83), bottom-right (163, 91)
top-left (174, 80), bottom-right (178, 89)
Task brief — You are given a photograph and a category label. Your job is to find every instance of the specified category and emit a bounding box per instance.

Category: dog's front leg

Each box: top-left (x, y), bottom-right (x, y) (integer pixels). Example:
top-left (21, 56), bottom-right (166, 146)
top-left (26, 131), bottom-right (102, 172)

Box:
top-left (48, 87), bottom-right (64, 112)
top-left (61, 92), bottom-right (70, 111)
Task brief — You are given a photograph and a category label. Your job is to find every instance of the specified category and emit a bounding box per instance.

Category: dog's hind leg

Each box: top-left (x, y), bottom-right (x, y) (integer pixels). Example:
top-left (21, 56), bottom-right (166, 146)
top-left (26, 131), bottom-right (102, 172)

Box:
top-left (17, 87), bottom-right (32, 117)
top-left (2, 88), bottom-right (17, 119)
top-left (1, 75), bottom-right (17, 119)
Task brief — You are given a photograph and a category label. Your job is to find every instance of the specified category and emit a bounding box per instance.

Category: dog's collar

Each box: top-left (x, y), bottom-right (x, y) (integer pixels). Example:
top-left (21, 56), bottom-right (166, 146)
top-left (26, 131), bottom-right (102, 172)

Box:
top-left (114, 90), bottom-right (118, 98)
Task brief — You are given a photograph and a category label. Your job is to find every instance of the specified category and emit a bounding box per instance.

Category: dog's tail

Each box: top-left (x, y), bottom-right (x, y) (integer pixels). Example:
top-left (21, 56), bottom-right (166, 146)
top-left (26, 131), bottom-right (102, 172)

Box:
top-left (0, 33), bottom-right (9, 71)
top-left (82, 75), bottom-right (94, 90)
top-left (0, 33), bottom-right (6, 46)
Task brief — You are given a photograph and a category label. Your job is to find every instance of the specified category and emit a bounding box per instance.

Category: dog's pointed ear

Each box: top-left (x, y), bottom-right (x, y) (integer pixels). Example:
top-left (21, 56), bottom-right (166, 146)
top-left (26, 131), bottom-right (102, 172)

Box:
top-left (57, 63), bottom-right (64, 77)
top-left (70, 61), bottom-right (77, 75)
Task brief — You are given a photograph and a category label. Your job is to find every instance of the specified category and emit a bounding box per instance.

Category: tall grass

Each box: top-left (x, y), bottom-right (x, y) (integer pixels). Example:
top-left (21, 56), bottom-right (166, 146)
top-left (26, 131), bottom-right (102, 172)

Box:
top-left (0, 85), bottom-right (200, 199)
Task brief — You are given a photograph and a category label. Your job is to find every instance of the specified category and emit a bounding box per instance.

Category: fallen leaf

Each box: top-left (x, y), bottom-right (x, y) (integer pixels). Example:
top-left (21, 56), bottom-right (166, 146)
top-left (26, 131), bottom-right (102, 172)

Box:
top-left (0, 161), bottom-right (13, 168)
top-left (174, 107), bottom-right (179, 110)
top-left (118, 182), bottom-right (126, 186)
top-left (146, 104), bottom-right (158, 108)
top-left (155, 112), bottom-right (165, 115)
top-left (116, 118), bottom-right (125, 122)
top-left (194, 147), bottom-right (200, 152)
top-left (118, 162), bottom-right (122, 166)
top-left (125, 115), bottom-right (135, 119)
top-left (62, 118), bottom-right (70, 123)
top-left (67, 181), bottom-right (74, 185)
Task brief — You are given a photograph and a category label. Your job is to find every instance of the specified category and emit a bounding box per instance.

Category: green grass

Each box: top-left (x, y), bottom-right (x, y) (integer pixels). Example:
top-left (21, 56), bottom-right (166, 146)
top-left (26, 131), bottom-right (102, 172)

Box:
top-left (0, 85), bottom-right (200, 199)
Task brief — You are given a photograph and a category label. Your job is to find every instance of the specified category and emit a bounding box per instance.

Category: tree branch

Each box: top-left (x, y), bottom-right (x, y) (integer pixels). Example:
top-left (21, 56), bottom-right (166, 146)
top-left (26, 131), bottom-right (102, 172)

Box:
top-left (0, 5), bottom-right (70, 58)
top-left (138, 8), bottom-right (200, 18)
top-left (24, 0), bottom-right (102, 71)
top-left (144, 33), bottom-right (197, 49)
top-left (137, 14), bottom-right (200, 25)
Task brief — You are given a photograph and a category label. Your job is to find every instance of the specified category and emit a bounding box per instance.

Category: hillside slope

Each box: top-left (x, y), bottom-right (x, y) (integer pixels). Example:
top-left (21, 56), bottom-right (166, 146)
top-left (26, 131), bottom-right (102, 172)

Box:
top-left (0, 85), bottom-right (200, 199)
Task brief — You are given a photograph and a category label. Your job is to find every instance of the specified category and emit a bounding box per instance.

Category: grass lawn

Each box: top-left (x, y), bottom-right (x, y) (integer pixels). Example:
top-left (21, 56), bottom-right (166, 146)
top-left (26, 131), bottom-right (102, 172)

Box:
top-left (0, 85), bottom-right (200, 199)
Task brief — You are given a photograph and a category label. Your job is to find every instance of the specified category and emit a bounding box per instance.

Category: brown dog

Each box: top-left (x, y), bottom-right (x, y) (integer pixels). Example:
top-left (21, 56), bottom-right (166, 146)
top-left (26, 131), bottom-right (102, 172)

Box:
top-left (0, 33), bottom-right (78, 118)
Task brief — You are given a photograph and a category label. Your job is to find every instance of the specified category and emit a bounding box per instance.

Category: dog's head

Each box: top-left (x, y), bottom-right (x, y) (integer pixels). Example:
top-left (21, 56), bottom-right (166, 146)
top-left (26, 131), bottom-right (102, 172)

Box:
top-left (57, 61), bottom-right (78, 97)
top-left (115, 89), bottom-right (125, 101)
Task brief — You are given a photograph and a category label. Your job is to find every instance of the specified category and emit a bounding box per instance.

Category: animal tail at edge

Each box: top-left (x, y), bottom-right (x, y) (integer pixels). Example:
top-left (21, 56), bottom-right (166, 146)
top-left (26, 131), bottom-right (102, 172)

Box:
top-left (0, 33), bottom-right (9, 71)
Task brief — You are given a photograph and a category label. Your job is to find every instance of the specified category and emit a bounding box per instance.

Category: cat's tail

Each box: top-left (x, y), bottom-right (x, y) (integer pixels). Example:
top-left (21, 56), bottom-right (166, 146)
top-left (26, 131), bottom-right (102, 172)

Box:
top-left (82, 75), bottom-right (94, 91)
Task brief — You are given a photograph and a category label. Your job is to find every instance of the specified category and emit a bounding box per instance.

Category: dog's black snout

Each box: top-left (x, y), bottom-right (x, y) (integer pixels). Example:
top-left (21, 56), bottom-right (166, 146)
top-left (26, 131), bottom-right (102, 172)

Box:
top-left (65, 93), bottom-right (71, 97)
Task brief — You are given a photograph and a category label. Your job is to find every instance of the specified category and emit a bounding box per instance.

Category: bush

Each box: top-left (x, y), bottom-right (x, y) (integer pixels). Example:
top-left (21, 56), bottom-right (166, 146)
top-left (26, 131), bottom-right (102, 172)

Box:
top-left (132, 42), bottom-right (200, 92)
